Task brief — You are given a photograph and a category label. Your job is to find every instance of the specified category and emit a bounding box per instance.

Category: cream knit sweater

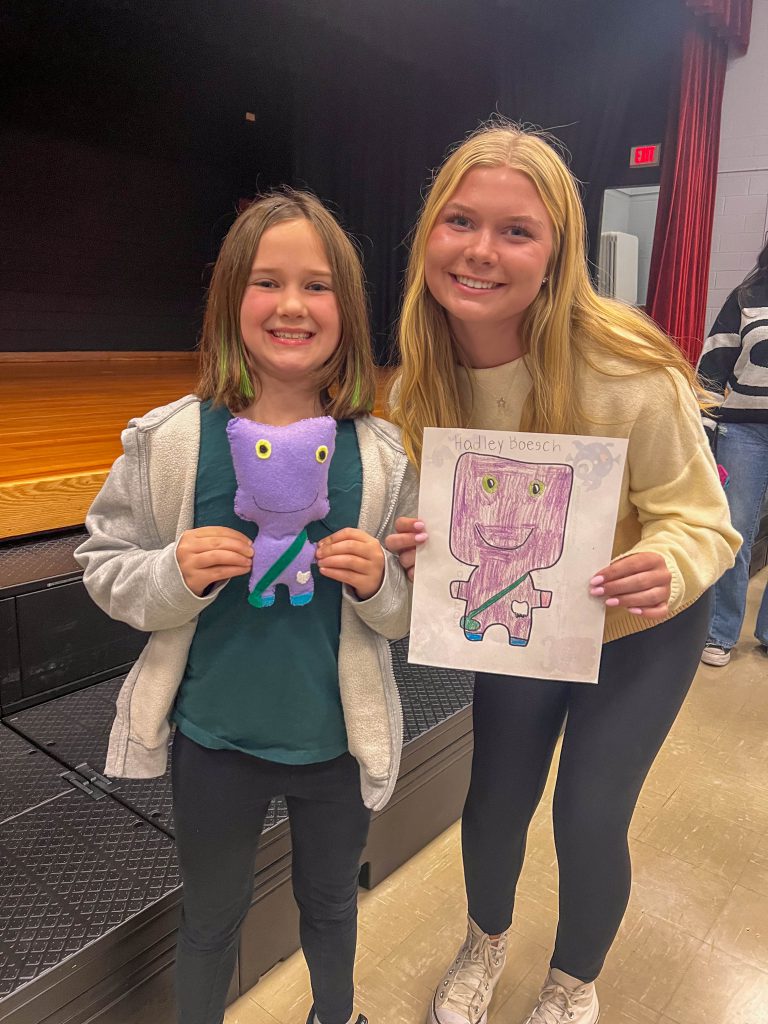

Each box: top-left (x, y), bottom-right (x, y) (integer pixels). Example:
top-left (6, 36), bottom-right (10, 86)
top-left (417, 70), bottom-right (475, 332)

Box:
top-left (456, 355), bottom-right (741, 643)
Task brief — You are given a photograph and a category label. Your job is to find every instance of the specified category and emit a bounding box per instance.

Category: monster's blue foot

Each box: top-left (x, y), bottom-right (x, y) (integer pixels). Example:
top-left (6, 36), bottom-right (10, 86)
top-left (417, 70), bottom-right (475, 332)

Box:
top-left (464, 631), bottom-right (483, 642)
top-left (249, 591), bottom-right (275, 608)
top-left (290, 593), bottom-right (313, 607)
top-left (509, 636), bottom-right (529, 647)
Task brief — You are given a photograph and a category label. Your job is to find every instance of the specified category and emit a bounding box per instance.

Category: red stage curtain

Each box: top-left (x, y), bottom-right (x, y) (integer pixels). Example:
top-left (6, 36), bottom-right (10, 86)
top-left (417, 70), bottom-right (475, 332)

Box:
top-left (645, 0), bottom-right (752, 362)
top-left (645, 20), bottom-right (727, 363)
top-left (685, 0), bottom-right (753, 54)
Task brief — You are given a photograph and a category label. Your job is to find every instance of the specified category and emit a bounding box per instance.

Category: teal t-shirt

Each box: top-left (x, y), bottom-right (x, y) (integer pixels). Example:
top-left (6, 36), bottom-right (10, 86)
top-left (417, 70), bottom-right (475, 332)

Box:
top-left (173, 402), bottom-right (362, 764)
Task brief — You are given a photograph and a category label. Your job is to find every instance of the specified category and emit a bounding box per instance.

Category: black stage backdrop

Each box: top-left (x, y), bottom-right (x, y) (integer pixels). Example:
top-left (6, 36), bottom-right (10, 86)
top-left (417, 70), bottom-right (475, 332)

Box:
top-left (0, 0), bottom-right (682, 356)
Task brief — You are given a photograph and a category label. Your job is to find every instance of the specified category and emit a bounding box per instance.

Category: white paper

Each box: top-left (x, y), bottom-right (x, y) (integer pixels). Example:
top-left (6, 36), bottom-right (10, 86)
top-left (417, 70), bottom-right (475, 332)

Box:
top-left (409, 427), bottom-right (628, 683)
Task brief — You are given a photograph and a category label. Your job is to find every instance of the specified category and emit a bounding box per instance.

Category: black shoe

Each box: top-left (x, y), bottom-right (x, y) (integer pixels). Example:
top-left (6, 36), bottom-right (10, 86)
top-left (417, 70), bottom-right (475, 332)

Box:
top-left (305, 1008), bottom-right (368, 1024)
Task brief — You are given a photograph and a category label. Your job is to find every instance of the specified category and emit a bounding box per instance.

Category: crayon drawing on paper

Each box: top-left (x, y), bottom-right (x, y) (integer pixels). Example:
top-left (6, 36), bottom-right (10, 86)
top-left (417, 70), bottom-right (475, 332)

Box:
top-left (409, 428), bottom-right (628, 683)
top-left (450, 452), bottom-right (573, 648)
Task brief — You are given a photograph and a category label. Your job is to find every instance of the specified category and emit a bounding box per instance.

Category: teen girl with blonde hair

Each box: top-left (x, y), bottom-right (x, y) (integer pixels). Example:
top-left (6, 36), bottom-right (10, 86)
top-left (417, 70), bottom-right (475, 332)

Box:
top-left (77, 189), bottom-right (415, 1024)
top-left (386, 123), bottom-right (740, 1024)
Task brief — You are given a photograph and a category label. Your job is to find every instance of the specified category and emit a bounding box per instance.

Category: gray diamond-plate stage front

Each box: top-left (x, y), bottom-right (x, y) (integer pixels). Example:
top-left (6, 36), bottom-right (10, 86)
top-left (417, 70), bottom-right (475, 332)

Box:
top-left (0, 637), bottom-right (475, 1021)
top-left (0, 729), bottom-right (180, 1001)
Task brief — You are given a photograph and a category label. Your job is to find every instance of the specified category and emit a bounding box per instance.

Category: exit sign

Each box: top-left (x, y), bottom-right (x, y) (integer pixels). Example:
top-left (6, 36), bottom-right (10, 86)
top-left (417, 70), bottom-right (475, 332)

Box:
top-left (630, 144), bottom-right (661, 167)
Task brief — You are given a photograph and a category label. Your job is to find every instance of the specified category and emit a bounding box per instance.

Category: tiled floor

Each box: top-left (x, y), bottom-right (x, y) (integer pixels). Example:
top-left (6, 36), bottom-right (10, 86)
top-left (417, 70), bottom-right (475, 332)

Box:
top-left (226, 570), bottom-right (768, 1024)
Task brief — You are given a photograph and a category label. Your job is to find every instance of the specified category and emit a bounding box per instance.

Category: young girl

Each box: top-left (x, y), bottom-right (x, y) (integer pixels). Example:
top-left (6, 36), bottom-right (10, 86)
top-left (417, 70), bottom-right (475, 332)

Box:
top-left (75, 190), bottom-right (416, 1024)
top-left (386, 124), bottom-right (741, 1024)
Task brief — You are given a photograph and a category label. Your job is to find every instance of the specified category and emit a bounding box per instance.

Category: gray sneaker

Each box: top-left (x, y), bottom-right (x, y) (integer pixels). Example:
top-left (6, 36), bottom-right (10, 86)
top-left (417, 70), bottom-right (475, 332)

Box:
top-left (429, 917), bottom-right (507, 1024)
top-left (522, 972), bottom-right (599, 1024)
top-left (701, 643), bottom-right (731, 666)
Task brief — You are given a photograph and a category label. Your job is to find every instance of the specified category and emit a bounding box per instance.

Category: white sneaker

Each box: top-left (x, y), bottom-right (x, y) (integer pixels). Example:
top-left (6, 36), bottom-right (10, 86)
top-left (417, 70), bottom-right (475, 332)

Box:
top-left (701, 643), bottom-right (731, 667)
top-left (429, 916), bottom-right (507, 1024)
top-left (522, 971), bottom-right (599, 1024)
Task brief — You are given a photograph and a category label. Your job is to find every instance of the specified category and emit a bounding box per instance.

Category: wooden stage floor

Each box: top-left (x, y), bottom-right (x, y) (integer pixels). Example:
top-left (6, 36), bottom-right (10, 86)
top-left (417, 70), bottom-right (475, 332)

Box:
top-left (0, 353), bottom-right (199, 539)
top-left (0, 353), bottom-right (393, 540)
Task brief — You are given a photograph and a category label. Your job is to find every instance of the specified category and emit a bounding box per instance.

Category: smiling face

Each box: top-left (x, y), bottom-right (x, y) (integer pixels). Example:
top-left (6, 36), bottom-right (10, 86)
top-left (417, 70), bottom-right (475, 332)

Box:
top-left (450, 453), bottom-right (573, 569)
top-left (424, 166), bottom-right (554, 361)
top-left (239, 218), bottom-right (342, 387)
top-left (227, 415), bottom-right (337, 532)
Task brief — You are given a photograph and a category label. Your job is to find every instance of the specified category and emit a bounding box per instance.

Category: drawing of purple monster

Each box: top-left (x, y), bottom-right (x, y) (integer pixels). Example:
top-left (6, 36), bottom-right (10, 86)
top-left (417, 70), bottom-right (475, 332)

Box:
top-left (449, 453), bottom-right (573, 646)
top-left (226, 415), bottom-right (336, 608)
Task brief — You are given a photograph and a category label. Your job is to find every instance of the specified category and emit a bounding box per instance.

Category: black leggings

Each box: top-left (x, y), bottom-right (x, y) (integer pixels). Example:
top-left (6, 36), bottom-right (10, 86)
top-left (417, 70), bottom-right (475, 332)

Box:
top-left (462, 594), bottom-right (711, 982)
top-left (172, 732), bottom-right (370, 1024)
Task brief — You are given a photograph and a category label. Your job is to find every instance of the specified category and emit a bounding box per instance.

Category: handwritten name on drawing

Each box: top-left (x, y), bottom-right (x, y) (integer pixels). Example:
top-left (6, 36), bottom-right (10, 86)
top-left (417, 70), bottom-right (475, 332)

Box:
top-left (452, 433), bottom-right (563, 456)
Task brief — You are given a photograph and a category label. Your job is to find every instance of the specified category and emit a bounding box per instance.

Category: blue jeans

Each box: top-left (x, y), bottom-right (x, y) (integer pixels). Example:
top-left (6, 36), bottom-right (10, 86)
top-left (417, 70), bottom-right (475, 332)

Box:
top-left (709, 422), bottom-right (768, 649)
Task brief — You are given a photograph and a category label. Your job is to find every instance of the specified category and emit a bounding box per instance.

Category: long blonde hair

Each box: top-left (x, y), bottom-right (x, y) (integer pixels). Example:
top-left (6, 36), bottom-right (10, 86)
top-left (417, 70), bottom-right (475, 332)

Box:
top-left (197, 188), bottom-right (376, 417)
top-left (390, 121), bottom-right (712, 467)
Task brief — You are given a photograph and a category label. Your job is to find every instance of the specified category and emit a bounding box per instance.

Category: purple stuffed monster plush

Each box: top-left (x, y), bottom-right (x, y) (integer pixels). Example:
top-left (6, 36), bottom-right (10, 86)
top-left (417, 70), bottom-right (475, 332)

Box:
top-left (226, 415), bottom-right (337, 608)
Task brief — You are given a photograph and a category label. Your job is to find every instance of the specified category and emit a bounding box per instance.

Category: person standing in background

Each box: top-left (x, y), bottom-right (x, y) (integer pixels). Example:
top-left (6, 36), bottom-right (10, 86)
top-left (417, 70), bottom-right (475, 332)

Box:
top-left (698, 237), bottom-right (768, 667)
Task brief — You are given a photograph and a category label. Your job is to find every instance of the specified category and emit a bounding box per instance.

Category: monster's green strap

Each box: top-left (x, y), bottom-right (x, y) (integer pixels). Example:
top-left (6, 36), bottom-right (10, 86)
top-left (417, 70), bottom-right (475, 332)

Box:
top-left (248, 529), bottom-right (309, 605)
top-left (461, 571), bottom-right (530, 632)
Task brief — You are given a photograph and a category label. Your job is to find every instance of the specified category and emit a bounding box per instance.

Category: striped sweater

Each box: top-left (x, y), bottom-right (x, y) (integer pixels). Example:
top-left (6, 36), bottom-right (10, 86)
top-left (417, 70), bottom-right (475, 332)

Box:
top-left (697, 277), bottom-right (768, 431)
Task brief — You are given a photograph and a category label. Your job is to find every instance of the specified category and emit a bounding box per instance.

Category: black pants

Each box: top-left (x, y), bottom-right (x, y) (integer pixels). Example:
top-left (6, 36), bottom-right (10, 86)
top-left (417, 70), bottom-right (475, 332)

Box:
top-left (462, 594), bottom-right (711, 982)
top-left (172, 731), bottom-right (371, 1024)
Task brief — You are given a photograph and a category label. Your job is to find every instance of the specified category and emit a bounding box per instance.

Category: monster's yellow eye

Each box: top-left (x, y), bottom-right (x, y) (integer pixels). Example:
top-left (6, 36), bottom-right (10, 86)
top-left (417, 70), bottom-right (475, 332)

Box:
top-left (481, 475), bottom-right (498, 494)
top-left (528, 480), bottom-right (546, 497)
top-left (315, 445), bottom-right (329, 463)
top-left (255, 439), bottom-right (272, 459)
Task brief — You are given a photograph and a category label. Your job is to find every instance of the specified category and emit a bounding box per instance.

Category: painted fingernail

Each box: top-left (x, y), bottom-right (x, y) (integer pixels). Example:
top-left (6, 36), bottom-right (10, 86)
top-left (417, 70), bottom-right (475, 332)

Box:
top-left (590, 587), bottom-right (605, 596)
top-left (629, 608), bottom-right (644, 615)
top-left (414, 521), bottom-right (425, 530)
top-left (590, 575), bottom-right (605, 586)
top-left (415, 532), bottom-right (428, 543)
top-left (605, 598), bottom-right (620, 607)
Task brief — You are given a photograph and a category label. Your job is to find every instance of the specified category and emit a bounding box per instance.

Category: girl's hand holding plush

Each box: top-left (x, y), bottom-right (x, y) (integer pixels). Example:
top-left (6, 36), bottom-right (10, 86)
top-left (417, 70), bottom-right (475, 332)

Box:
top-left (590, 551), bottom-right (672, 618)
top-left (316, 528), bottom-right (386, 600)
top-left (177, 527), bottom-right (254, 597)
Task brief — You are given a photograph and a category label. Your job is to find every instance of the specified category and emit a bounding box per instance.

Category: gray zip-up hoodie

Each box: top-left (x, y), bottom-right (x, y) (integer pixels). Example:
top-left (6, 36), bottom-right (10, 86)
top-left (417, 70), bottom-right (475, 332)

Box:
top-left (74, 396), bottom-right (417, 811)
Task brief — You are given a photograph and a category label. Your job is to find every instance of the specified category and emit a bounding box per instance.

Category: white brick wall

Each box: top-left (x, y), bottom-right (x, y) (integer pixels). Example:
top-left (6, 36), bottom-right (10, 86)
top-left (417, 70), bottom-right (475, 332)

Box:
top-left (705, 0), bottom-right (768, 333)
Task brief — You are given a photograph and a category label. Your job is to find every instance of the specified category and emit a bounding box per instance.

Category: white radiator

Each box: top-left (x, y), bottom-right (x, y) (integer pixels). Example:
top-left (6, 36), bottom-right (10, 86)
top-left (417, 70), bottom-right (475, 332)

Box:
top-left (598, 231), bottom-right (639, 304)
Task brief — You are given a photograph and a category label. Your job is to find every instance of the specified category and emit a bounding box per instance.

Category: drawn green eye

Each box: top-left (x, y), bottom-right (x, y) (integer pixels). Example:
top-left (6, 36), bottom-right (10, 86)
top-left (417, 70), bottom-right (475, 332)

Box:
top-left (255, 439), bottom-right (272, 459)
top-left (315, 445), bottom-right (329, 463)
top-left (481, 475), bottom-right (498, 494)
top-left (528, 480), bottom-right (546, 497)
